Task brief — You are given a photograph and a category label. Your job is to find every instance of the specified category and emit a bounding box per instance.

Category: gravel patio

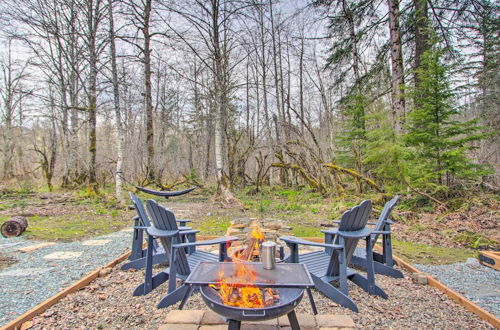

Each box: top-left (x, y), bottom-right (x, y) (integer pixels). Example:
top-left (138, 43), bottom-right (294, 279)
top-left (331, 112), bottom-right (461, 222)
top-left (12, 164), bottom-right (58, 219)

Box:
top-left (26, 260), bottom-right (493, 329)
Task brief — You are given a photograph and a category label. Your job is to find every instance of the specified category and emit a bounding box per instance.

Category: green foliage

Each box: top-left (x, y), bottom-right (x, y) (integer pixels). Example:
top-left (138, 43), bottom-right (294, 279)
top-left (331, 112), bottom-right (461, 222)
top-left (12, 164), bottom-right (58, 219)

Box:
top-left (405, 45), bottom-right (489, 191)
top-left (392, 239), bottom-right (476, 265)
top-left (196, 216), bottom-right (230, 235)
top-left (291, 224), bottom-right (321, 237)
top-left (335, 93), bottom-right (369, 169)
top-left (363, 105), bottom-right (409, 192)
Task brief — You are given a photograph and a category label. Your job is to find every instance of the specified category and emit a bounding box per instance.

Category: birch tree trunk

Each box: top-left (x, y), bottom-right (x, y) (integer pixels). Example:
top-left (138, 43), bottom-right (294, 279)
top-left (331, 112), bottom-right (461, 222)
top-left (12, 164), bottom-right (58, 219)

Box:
top-left (85, 0), bottom-right (102, 193)
top-left (108, 0), bottom-right (125, 204)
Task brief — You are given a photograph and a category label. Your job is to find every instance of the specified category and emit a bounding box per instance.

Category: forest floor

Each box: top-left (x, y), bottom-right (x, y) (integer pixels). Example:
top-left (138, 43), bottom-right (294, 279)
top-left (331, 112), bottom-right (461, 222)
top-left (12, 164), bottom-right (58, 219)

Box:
top-left (0, 186), bottom-right (498, 265)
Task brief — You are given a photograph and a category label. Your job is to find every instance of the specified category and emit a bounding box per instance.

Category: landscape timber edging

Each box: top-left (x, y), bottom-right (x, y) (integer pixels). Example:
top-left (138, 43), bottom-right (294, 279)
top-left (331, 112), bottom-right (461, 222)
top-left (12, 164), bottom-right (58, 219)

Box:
top-left (378, 247), bottom-right (500, 329)
top-left (0, 250), bottom-right (131, 330)
top-left (1, 237), bottom-right (499, 329)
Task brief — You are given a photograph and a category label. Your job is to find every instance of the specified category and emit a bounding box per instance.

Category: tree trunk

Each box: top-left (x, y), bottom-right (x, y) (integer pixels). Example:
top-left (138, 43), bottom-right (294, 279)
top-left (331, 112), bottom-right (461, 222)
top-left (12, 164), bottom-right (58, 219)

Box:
top-left (387, 0), bottom-right (405, 134)
top-left (108, 0), bottom-right (125, 204)
top-left (86, 0), bottom-right (99, 194)
top-left (143, 0), bottom-right (155, 183)
top-left (413, 0), bottom-right (430, 89)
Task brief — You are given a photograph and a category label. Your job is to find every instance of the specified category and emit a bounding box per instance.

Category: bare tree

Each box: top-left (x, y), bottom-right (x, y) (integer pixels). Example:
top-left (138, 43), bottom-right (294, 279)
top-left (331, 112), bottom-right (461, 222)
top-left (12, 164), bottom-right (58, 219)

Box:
top-left (0, 40), bottom-right (30, 180)
top-left (108, 0), bottom-right (125, 203)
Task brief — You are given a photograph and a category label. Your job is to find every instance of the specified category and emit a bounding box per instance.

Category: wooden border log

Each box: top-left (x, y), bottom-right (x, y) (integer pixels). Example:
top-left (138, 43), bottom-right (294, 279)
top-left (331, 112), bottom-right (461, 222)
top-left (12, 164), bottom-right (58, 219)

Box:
top-left (1, 251), bottom-right (131, 330)
top-left (376, 246), bottom-right (500, 328)
top-left (478, 251), bottom-right (500, 271)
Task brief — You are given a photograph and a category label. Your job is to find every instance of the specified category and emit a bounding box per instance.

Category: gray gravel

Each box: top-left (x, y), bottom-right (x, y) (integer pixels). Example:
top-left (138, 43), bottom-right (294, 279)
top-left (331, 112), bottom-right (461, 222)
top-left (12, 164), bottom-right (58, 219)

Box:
top-left (0, 230), bottom-right (132, 327)
top-left (415, 258), bottom-right (500, 317)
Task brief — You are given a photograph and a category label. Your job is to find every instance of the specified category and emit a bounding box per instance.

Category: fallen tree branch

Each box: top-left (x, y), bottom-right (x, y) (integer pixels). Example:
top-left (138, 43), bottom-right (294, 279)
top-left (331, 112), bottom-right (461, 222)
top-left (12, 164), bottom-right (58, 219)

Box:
top-left (401, 176), bottom-right (448, 208)
top-left (323, 163), bottom-right (384, 193)
top-left (271, 162), bottom-right (327, 194)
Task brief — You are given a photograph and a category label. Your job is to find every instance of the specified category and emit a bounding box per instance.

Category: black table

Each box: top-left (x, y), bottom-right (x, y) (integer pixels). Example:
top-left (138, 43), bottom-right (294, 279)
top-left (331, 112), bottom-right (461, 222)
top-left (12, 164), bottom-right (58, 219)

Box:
top-left (179, 261), bottom-right (317, 314)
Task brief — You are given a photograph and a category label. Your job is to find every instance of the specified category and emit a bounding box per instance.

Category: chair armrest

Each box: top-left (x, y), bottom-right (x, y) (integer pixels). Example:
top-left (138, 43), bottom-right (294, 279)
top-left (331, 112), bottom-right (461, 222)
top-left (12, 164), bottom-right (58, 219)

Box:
top-left (134, 226), bottom-right (149, 230)
top-left (133, 215), bottom-right (140, 221)
top-left (332, 220), bottom-right (340, 224)
top-left (176, 219), bottom-right (192, 223)
top-left (367, 222), bottom-right (378, 225)
top-left (173, 236), bottom-right (238, 249)
top-left (179, 230), bottom-right (200, 236)
top-left (321, 229), bottom-right (338, 235)
top-left (385, 219), bottom-right (394, 224)
top-left (372, 230), bottom-right (390, 235)
top-left (280, 236), bottom-right (343, 250)
top-left (336, 227), bottom-right (372, 239)
top-left (178, 226), bottom-right (192, 231)
top-left (146, 226), bottom-right (179, 238)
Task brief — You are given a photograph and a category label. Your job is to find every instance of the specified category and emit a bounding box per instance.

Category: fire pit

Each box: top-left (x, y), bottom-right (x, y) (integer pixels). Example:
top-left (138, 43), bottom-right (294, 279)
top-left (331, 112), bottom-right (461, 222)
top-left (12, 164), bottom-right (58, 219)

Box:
top-left (201, 286), bottom-right (303, 329)
top-left (182, 262), bottom-right (316, 330)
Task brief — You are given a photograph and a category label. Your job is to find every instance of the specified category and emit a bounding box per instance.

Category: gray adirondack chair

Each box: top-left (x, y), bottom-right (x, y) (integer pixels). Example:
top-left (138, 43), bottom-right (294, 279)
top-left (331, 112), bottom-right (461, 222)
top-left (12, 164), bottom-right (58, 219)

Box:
top-left (122, 192), bottom-right (193, 270)
top-left (325, 196), bottom-right (403, 278)
top-left (280, 200), bottom-right (387, 313)
top-left (133, 199), bottom-right (238, 308)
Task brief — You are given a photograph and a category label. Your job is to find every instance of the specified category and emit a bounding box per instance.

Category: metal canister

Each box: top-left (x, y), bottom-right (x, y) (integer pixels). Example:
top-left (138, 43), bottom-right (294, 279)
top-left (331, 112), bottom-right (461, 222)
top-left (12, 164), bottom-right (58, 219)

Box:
top-left (262, 241), bottom-right (276, 270)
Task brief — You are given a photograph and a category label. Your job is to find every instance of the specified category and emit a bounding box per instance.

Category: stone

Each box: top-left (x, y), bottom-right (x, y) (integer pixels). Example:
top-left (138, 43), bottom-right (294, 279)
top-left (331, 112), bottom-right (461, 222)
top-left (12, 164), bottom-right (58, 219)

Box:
top-left (410, 273), bottom-right (429, 285)
top-left (226, 229), bottom-right (242, 236)
top-left (199, 326), bottom-right (228, 330)
top-left (245, 318), bottom-right (278, 325)
top-left (201, 311), bottom-right (225, 325)
top-left (240, 325), bottom-right (277, 330)
top-left (158, 324), bottom-right (199, 330)
top-left (17, 242), bottom-right (56, 253)
top-left (98, 268), bottom-right (112, 277)
top-left (0, 267), bottom-right (51, 277)
top-left (82, 239), bottom-right (111, 246)
top-left (278, 313), bottom-right (316, 327)
top-left (265, 223), bottom-right (282, 230)
top-left (164, 310), bottom-right (205, 325)
top-left (315, 315), bottom-right (355, 328)
top-left (43, 251), bottom-right (82, 259)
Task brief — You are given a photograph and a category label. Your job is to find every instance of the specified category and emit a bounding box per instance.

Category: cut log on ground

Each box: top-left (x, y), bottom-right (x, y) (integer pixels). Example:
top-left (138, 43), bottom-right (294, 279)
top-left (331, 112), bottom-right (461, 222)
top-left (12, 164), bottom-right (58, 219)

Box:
top-left (1, 216), bottom-right (28, 237)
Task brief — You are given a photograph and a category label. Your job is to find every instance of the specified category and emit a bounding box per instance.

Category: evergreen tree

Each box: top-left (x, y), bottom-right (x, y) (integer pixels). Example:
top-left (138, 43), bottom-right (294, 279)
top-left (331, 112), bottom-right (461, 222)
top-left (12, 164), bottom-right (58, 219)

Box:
top-left (405, 45), bottom-right (488, 191)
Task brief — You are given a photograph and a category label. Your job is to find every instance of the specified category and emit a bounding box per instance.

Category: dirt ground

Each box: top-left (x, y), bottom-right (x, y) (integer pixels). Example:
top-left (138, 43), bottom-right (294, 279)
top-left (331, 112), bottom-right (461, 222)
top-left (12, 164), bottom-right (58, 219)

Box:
top-left (28, 261), bottom-right (493, 329)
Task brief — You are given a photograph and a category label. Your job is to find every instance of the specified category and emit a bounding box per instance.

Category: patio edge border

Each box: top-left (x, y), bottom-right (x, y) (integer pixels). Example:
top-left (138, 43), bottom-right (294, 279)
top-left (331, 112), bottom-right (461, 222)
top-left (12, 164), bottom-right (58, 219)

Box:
top-left (1, 237), bottom-right (498, 329)
top-left (0, 250), bottom-right (131, 330)
top-left (390, 252), bottom-right (500, 329)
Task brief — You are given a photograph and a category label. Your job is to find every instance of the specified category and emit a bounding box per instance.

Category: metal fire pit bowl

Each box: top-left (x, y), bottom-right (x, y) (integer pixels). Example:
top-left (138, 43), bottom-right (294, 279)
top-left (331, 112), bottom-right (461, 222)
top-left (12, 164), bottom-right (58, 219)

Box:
top-left (181, 262), bottom-right (317, 330)
top-left (200, 286), bottom-right (303, 322)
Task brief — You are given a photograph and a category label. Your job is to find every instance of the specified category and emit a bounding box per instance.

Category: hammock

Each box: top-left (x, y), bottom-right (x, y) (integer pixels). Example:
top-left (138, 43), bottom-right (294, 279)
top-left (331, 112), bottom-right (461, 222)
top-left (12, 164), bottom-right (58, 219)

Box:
top-left (134, 185), bottom-right (197, 198)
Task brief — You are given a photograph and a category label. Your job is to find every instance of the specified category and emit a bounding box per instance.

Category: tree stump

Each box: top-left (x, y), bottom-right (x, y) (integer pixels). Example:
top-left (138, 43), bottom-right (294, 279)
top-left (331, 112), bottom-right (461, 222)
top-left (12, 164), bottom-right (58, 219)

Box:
top-left (1, 216), bottom-right (28, 237)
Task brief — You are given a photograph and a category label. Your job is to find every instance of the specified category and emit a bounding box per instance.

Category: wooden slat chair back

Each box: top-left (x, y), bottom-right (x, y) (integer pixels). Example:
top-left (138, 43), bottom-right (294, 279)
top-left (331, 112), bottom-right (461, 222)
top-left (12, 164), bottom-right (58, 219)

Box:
top-left (146, 199), bottom-right (191, 276)
top-left (281, 199), bottom-right (387, 312)
top-left (130, 192), bottom-right (153, 227)
top-left (335, 199), bottom-right (372, 266)
top-left (340, 195), bottom-right (403, 278)
top-left (370, 195), bottom-right (399, 247)
top-left (133, 199), bottom-right (238, 309)
top-left (122, 193), bottom-right (162, 270)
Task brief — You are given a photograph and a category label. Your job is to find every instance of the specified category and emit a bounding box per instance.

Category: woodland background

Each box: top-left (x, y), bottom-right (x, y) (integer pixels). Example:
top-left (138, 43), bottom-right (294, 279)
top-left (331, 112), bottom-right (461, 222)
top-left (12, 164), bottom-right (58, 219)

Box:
top-left (0, 0), bottom-right (498, 205)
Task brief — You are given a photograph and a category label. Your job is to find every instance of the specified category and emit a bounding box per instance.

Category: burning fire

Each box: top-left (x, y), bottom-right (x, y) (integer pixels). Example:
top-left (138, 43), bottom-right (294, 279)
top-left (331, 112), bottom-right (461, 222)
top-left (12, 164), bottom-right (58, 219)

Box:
top-left (210, 222), bottom-right (279, 308)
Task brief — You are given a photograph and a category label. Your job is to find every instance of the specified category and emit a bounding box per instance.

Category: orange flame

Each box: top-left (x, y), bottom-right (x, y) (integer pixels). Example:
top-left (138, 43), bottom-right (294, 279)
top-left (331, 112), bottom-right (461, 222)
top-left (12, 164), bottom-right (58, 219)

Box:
top-left (251, 222), bottom-right (265, 240)
top-left (210, 222), bottom-right (275, 308)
